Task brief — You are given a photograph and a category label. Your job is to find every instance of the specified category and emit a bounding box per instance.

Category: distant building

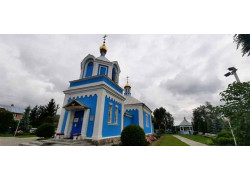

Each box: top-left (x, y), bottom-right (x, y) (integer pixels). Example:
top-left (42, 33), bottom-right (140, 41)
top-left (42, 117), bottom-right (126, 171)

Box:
top-left (0, 104), bottom-right (25, 120)
top-left (177, 117), bottom-right (193, 135)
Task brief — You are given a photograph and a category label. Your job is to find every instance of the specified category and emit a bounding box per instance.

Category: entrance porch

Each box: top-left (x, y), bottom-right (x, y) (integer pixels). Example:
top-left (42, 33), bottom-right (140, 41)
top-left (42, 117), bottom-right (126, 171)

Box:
top-left (62, 99), bottom-right (90, 139)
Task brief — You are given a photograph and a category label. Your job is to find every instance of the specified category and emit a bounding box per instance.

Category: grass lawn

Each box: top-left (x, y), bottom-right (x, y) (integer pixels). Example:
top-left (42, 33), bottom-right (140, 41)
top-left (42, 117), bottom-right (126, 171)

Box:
top-left (0, 134), bottom-right (14, 137)
top-left (16, 134), bottom-right (37, 138)
top-left (0, 134), bottom-right (37, 138)
top-left (152, 134), bottom-right (189, 146)
top-left (179, 135), bottom-right (213, 145)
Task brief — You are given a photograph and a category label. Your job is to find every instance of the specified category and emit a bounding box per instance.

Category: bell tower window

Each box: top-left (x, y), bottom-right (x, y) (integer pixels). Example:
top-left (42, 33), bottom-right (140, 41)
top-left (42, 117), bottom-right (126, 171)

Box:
top-left (85, 62), bottom-right (93, 78)
top-left (112, 65), bottom-right (118, 84)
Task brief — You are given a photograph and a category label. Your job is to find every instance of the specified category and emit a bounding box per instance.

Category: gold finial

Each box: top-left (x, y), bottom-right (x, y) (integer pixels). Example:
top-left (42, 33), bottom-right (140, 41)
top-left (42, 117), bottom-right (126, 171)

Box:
top-left (100, 34), bottom-right (108, 56)
top-left (126, 76), bottom-right (129, 84)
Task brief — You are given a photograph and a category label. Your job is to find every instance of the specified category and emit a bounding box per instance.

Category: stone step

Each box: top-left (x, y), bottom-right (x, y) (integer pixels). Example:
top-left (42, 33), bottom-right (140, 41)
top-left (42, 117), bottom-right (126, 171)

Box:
top-left (29, 141), bottom-right (44, 146)
top-left (39, 140), bottom-right (94, 146)
top-left (19, 143), bottom-right (37, 146)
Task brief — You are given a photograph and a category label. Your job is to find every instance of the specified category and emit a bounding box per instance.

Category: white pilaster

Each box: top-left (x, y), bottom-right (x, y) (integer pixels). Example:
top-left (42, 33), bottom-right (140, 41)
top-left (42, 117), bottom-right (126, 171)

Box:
top-left (121, 103), bottom-right (124, 132)
top-left (92, 89), bottom-right (106, 140)
top-left (108, 65), bottom-right (113, 79)
top-left (138, 106), bottom-right (144, 129)
top-left (150, 117), bottom-right (153, 134)
top-left (93, 62), bottom-right (99, 76)
top-left (81, 109), bottom-right (90, 139)
top-left (57, 95), bottom-right (69, 133)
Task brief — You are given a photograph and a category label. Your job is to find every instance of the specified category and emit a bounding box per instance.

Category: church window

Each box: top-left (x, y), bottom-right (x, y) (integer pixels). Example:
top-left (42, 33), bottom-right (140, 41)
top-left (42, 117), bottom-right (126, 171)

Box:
top-left (108, 103), bottom-right (112, 123)
top-left (98, 65), bottom-right (108, 76)
top-left (114, 106), bottom-right (118, 124)
top-left (112, 67), bottom-right (117, 83)
top-left (85, 62), bottom-right (93, 77)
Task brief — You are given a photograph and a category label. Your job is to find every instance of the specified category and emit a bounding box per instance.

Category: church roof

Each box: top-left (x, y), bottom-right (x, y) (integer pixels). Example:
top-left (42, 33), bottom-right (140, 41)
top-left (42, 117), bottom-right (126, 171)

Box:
top-left (96, 56), bottom-right (110, 62)
top-left (178, 119), bottom-right (192, 127)
top-left (0, 104), bottom-right (25, 114)
top-left (124, 95), bottom-right (142, 105)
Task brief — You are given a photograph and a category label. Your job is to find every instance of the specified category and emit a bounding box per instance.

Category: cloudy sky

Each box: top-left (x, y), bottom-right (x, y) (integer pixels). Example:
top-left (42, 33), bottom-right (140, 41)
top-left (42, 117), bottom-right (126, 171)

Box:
top-left (0, 34), bottom-right (249, 124)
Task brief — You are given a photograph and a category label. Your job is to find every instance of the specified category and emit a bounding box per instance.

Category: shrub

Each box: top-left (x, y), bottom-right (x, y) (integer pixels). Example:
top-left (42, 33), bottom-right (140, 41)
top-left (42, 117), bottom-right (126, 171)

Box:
top-left (217, 130), bottom-right (232, 138)
top-left (121, 125), bottom-right (147, 146)
top-left (212, 130), bottom-right (234, 146)
top-left (158, 129), bottom-right (165, 135)
top-left (36, 123), bottom-right (55, 138)
top-left (0, 111), bottom-right (17, 133)
top-left (193, 131), bottom-right (198, 135)
top-left (213, 137), bottom-right (234, 146)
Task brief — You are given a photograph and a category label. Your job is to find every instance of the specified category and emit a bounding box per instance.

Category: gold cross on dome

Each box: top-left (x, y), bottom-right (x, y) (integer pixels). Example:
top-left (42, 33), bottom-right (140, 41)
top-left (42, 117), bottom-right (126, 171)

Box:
top-left (103, 35), bottom-right (107, 44)
top-left (126, 76), bottom-right (129, 83)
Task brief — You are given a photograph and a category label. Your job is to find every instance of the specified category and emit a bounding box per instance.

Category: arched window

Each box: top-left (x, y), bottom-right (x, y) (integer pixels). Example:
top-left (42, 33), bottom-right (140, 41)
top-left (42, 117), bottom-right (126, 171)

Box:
top-left (112, 65), bottom-right (118, 83)
top-left (85, 62), bottom-right (93, 77)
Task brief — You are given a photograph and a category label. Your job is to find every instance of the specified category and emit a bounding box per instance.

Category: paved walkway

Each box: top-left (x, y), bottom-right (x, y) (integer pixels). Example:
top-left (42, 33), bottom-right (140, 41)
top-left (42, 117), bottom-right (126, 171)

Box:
top-left (173, 135), bottom-right (207, 146)
top-left (0, 137), bottom-right (39, 146)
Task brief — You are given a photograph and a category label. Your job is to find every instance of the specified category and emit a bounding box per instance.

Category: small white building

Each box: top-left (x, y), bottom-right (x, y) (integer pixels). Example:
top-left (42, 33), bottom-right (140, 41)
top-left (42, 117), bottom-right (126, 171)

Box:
top-left (177, 117), bottom-right (193, 135)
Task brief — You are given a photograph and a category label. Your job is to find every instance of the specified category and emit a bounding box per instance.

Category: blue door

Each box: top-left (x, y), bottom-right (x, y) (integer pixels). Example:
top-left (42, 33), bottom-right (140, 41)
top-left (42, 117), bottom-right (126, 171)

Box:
top-left (70, 110), bottom-right (84, 138)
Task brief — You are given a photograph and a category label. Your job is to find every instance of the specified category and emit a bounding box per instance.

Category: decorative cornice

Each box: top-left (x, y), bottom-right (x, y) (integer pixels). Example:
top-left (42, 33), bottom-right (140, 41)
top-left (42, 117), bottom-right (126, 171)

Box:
top-left (70, 75), bottom-right (123, 91)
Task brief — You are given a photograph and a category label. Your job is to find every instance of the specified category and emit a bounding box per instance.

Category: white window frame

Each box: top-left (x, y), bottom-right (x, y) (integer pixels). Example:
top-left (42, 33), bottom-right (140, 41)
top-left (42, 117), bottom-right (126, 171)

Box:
top-left (146, 114), bottom-right (149, 127)
top-left (108, 103), bottom-right (113, 124)
top-left (114, 106), bottom-right (118, 124)
top-left (99, 65), bottom-right (108, 76)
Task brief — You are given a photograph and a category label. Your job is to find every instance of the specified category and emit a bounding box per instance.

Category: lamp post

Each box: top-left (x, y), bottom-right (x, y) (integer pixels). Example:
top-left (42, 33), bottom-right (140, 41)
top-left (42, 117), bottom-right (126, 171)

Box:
top-left (223, 117), bottom-right (237, 146)
top-left (14, 119), bottom-right (21, 137)
top-left (224, 67), bottom-right (241, 83)
top-left (224, 67), bottom-right (240, 146)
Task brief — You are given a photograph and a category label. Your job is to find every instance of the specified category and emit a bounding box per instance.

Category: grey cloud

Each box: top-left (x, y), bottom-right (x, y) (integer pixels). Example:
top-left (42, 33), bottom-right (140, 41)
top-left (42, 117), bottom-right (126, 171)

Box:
top-left (0, 34), bottom-right (249, 124)
top-left (161, 70), bottom-right (223, 96)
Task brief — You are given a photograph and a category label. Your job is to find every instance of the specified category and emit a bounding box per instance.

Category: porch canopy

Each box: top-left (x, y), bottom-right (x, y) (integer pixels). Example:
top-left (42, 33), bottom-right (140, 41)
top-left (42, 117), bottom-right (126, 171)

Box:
top-left (63, 99), bottom-right (89, 111)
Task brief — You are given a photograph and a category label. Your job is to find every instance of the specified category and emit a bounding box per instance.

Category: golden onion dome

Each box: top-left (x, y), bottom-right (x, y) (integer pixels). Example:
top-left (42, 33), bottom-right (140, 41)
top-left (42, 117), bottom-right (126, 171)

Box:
top-left (124, 83), bottom-right (131, 89)
top-left (100, 44), bottom-right (107, 55)
top-left (100, 44), bottom-right (107, 51)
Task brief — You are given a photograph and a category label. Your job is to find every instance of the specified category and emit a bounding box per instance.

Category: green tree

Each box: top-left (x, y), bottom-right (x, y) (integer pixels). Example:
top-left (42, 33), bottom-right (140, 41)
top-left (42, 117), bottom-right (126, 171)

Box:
top-left (29, 105), bottom-right (39, 127)
top-left (233, 34), bottom-right (250, 57)
top-left (19, 106), bottom-right (31, 132)
top-left (192, 102), bottom-right (223, 134)
top-left (46, 99), bottom-right (59, 117)
top-left (29, 99), bottom-right (59, 127)
top-left (0, 111), bottom-right (17, 133)
top-left (153, 107), bottom-right (166, 130)
top-left (216, 82), bottom-right (250, 145)
top-left (153, 107), bottom-right (174, 132)
top-left (165, 112), bottom-right (174, 131)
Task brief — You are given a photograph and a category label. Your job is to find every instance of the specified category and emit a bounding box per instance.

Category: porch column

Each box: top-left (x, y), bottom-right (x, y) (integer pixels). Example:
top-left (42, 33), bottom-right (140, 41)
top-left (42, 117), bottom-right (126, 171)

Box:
top-left (81, 109), bottom-right (90, 139)
top-left (64, 110), bottom-right (74, 138)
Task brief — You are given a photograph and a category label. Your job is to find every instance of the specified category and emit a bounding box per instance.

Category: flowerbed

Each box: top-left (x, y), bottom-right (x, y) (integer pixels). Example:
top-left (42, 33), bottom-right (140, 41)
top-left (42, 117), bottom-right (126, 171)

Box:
top-left (146, 134), bottom-right (158, 144)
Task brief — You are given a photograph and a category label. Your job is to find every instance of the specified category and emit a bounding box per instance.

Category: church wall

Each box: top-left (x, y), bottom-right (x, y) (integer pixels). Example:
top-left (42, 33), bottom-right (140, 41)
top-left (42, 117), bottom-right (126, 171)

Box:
top-left (60, 94), bottom-right (98, 137)
top-left (124, 115), bottom-right (133, 128)
top-left (102, 96), bottom-right (122, 137)
top-left (143, 111), bottom-right (152, 134)
top-left (125, 109), bottom-right (139, 125)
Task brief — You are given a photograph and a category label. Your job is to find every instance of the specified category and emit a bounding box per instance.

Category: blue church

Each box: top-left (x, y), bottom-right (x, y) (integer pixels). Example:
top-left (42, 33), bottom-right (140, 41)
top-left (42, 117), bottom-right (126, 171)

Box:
top-left (56, 36), bottom-right (153, 143)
